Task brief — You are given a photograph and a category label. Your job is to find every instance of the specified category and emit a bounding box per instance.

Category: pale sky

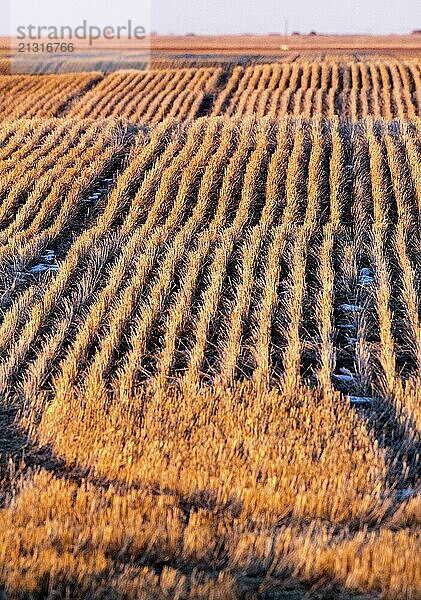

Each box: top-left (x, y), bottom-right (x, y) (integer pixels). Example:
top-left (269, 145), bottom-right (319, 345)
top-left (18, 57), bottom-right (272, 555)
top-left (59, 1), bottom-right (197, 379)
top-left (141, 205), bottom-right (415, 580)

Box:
top-left (1, 0), bottom-right (420, 35)
top-left (152, 0), bottom-right (420, 35)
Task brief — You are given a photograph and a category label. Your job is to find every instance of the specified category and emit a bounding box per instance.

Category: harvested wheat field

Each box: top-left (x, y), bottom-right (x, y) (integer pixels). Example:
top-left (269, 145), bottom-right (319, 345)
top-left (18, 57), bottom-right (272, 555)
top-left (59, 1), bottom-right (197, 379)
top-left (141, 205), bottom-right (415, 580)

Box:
top-left (0, 73), bottom-right (103, 120)
top-left (0, 52), bottom-right (420, 600)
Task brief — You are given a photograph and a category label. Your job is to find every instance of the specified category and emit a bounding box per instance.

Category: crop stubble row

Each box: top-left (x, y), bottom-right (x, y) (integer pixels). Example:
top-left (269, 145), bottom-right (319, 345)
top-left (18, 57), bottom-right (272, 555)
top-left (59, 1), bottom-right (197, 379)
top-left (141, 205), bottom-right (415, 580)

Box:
top-left (0, 59), bottom-right (420, 122)
top-left (0, 115), bottom-right (419, 596)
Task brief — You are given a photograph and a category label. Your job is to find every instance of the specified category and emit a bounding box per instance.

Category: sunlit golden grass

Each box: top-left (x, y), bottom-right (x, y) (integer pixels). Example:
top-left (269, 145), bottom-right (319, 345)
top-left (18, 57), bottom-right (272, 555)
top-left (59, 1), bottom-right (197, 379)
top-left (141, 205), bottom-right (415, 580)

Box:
top-left (0, 55), bottom-right (420, 598)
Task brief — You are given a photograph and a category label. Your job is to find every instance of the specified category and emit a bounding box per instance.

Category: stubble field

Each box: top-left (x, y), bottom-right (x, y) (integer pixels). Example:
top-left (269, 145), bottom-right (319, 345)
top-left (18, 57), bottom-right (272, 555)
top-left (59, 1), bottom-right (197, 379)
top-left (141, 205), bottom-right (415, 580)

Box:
top-left (0, 47), bottom-right (420, 599)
